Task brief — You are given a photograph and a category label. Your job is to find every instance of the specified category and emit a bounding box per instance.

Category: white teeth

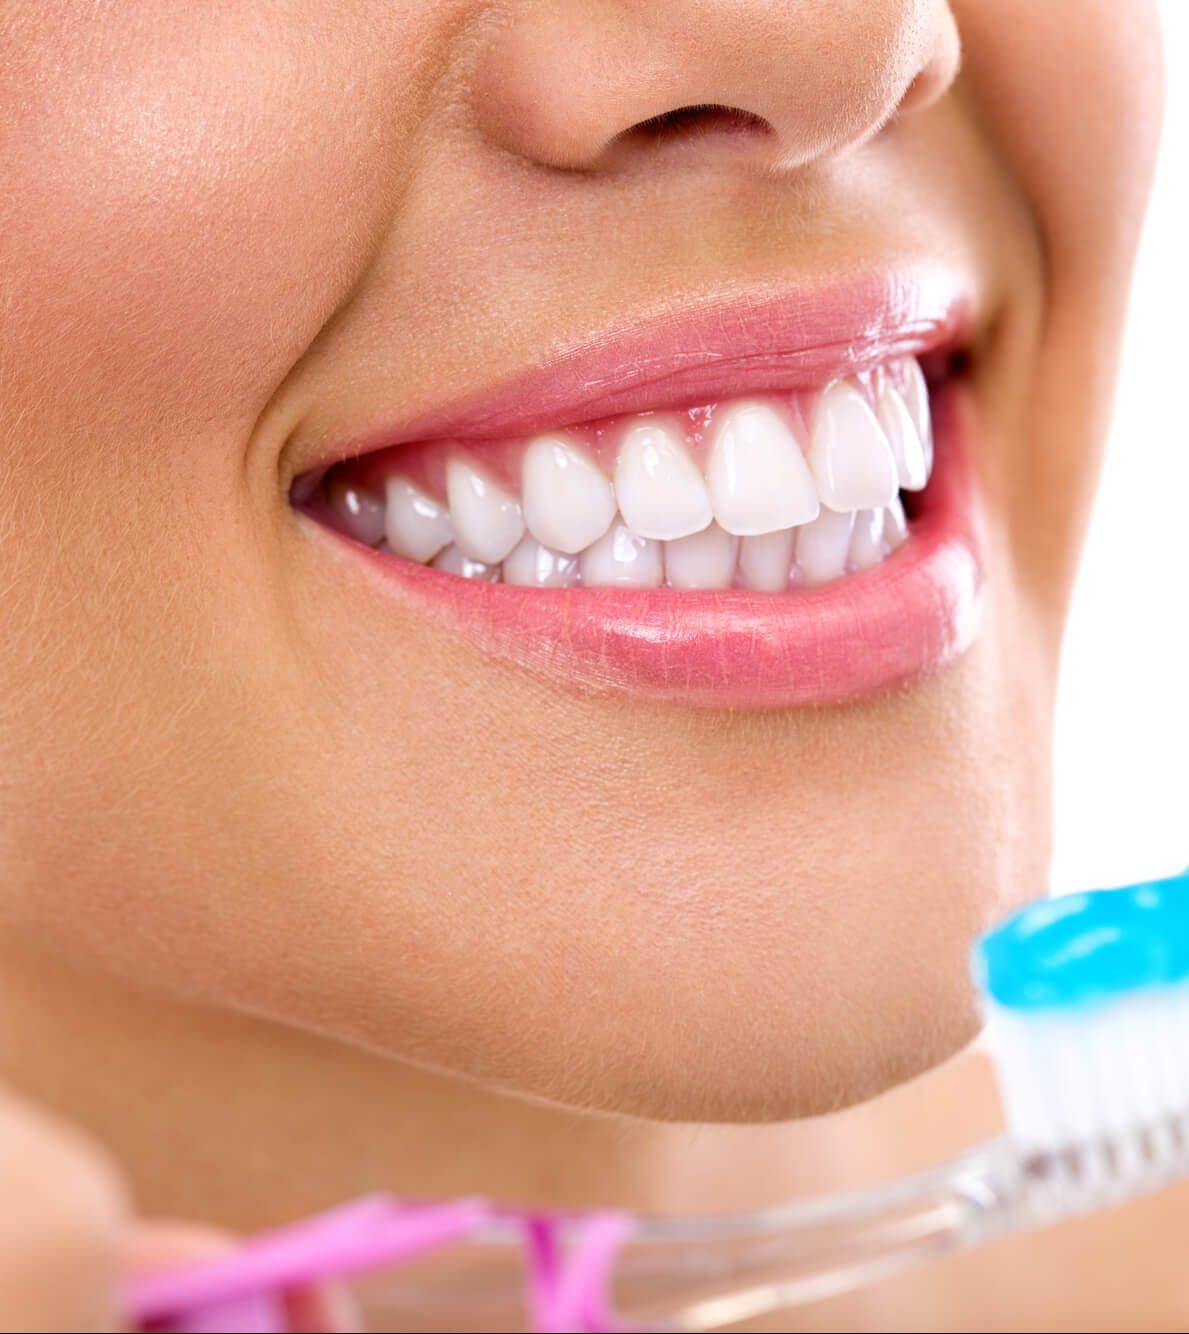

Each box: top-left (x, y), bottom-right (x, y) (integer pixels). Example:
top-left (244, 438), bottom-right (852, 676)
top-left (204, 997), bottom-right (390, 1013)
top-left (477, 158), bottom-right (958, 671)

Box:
top-left (900, 357), bottom-right (934, 478)
top-left (664, 522), bottom-right (738, 590)
top-left (327, 479), bottom-right (386, 546)
top-left (808, 381), bottom-right (899, 512)
top-left (502, 535), bottom-right (579, 588)
top-left (739, 528), bottom-right (796, 593)
top-left (384, 477), bottom-right (453, 562)
top-left (614, 421), bottom-right (713, 541)
top-left (522, 435), bottom-right (616, 555)
top-left (796, 507), bottom-right (855, 586)
top-left (884, 495), bottom-right (909, 549)
top-left (431, 544), bottom-right (499, 580)
top-left (848, 508), bottom-right (887, 571)
top-left (446, 458), bottom-right (525, 563)
top-left (578, 519), bottom-right (663, 588)
top-left (353, 365), bottom-right (925, 587)
top-left (875, 382), bottom-right (929, 492)
top-left (706, 402), bottom-right (820, 536)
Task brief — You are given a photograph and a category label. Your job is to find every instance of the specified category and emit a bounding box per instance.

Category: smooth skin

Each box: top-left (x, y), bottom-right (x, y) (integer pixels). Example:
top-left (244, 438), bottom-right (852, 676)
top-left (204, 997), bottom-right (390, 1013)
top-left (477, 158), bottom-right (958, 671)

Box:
top-left (0, 2), bottom-right (1168, 1329)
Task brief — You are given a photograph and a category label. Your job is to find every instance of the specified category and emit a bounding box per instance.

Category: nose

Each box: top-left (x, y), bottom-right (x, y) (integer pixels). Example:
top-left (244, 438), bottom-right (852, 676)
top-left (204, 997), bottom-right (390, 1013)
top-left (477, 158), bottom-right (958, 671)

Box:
top-left (473, 0), bottom-right (960, 173)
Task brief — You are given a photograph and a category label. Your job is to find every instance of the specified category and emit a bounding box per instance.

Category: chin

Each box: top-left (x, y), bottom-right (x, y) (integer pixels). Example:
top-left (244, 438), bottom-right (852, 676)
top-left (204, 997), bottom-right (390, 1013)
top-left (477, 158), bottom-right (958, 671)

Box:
top-left (288, 653), bottom-right (1056, 1127)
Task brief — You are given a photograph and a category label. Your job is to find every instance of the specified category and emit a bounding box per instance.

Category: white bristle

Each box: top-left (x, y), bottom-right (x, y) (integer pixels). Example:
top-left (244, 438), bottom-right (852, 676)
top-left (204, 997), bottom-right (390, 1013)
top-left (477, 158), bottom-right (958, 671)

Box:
top-left (986, 985), bottom-right (1189, 1203)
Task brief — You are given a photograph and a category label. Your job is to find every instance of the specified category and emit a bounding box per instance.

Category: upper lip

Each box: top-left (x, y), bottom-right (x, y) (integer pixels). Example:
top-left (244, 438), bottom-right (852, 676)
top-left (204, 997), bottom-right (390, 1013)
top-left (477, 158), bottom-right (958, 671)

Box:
top-left (285, 261), bottom-right (974, 488)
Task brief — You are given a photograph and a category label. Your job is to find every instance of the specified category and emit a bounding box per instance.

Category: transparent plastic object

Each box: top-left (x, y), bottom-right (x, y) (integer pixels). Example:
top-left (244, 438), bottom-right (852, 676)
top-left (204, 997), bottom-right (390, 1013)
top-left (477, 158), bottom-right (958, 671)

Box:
top-left (364, 1114), bottom-right (1189, 1333)
top-left (134, 1112), bottom-right (1189, 1332)
top-left (350, 1142), bottom-right (1007, 1333)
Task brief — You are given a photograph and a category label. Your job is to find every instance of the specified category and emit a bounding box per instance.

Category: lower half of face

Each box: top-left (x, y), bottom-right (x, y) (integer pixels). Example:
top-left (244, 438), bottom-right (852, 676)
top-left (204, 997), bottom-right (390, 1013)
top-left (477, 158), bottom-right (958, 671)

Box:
top-left (0, 1), bottom-right (1161, 1121)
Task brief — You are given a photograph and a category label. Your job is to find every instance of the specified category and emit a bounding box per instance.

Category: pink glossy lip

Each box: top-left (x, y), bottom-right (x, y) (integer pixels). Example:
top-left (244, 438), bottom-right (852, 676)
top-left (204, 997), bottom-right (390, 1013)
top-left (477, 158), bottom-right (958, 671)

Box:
top-left (296, 264), bottom-right (972, 477)
top-left (294, 268), bottom-right (985, 709)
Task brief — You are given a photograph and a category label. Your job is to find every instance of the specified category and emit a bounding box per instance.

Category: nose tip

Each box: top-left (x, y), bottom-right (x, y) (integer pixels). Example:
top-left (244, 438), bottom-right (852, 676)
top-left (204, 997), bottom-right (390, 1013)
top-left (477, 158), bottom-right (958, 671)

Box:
top-left (473, 1), bottom-right (960, 174)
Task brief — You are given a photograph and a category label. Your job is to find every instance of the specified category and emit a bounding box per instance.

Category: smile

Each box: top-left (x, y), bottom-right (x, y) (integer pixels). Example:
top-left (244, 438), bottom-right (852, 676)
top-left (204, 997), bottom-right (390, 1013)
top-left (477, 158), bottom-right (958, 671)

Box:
top-left (290, 272), bottom-right (984, 707)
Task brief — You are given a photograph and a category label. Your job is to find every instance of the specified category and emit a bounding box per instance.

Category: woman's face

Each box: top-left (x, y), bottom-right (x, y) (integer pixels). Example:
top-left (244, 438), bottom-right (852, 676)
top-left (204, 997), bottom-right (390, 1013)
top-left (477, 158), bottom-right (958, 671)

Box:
top-left (0, 2), bottom-right (1160, 1120)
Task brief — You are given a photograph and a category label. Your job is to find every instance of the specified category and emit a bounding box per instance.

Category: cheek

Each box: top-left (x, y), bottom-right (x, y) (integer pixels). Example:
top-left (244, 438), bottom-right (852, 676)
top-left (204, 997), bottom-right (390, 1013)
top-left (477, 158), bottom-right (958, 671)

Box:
top-left (955, 0), bottom-right (1162, 275)
top-left (0, 5), bottom-right (427, 447)
top-left (955, 0), bottom-right (1162, 615)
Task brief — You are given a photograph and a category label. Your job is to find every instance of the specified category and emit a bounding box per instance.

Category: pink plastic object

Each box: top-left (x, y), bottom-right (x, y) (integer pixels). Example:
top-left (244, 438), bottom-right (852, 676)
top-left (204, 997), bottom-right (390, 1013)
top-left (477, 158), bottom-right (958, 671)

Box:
top-left (156, 1292), bottom-right (286, 1333)
top-left (128, 1195), bottom-right (634, 1334)
top-left (523, 1211), bottom-right (634, 1333)
top-left (130, 1196), bottom-right (487, 1332)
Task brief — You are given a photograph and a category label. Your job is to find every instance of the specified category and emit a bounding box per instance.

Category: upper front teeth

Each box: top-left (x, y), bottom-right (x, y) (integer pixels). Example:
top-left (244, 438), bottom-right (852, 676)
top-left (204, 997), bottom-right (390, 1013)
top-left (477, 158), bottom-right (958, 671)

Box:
top-left (706, 401), bottom-right (820, 535)
top-left (323, 356), bottom-right (934, 591)
top-left (521, 435), bottom-right (616, 554)
top-left (615, 421), bottom-right (713, 540)
top-left (808, 381), bottom-right (899, 511)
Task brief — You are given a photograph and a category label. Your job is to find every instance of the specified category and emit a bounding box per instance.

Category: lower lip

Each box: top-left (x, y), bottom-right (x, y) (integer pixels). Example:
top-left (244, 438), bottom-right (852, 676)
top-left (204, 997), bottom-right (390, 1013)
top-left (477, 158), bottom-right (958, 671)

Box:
top-left (299, 384), bottom-right (983, 710)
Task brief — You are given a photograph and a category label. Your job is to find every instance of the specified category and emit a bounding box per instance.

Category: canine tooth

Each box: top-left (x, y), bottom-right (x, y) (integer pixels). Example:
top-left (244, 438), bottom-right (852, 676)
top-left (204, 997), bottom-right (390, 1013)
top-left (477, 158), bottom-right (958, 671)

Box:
top-left (384, 477), bottom-right (453, 562)
top-left (876, 382), bottom-right (929, 492)
top-left (796, 507), bottom-right (855, 586)
top-left (502, 536), bottom-right (579, 587)
top-left (522, 436), bottom-right (616, 554)
top-left (327, 479), bottom-right (386, 546)
top-left (706, 402), bottom-right (819, 536)
top-left (664, 522), bottom-right (738, 590)
top-left (739, 529), bottom-right (796, 593)
top-left (446, 458), bottom-right (524, 563)
top-left (578, 519), bottom-right (663, 588)
top-left (615, 422), bottom-right (712, 541)
top-left (900, 357), bottom-right (933, 478)
top-left (849, 508), bottom-right (886, 571)
top-left (885, 495), bottom-right (909, 549)
top-left (431, 544), bottom-right (499, 580)
top-left (808, 381), bottom-right (899, 512)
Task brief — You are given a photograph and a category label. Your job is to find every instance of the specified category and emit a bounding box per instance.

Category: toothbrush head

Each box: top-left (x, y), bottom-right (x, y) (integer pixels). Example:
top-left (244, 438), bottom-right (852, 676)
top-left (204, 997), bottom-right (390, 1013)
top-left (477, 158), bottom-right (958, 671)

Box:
top-left (974, 867), bottom-right (1189, 1204)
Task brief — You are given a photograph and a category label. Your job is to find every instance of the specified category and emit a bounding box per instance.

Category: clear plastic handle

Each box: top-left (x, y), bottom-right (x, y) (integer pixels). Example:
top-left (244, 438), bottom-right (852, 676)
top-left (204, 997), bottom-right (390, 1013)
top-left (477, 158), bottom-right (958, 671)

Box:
top-left (607, 1143), bottom-right (1014, 1330)
top-left (361, 1142), bottom-right (1018, 1332)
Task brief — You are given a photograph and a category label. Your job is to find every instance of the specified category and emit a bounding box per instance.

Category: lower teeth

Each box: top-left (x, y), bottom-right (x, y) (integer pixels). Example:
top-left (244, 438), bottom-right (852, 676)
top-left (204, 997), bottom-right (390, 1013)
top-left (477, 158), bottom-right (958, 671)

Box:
top-left (328, 484), bottom-right (910, 592)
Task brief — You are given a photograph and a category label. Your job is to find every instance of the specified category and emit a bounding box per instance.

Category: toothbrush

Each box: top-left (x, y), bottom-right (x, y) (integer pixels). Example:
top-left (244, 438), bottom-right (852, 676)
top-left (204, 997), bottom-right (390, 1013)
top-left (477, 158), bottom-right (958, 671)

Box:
top-left (130, 867), bottom-right (1189, 1333)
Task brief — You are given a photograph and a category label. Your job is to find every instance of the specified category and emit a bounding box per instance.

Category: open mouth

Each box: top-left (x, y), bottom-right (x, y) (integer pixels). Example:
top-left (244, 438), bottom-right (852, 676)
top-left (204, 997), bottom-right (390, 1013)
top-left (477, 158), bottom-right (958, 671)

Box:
top-left (289, 276), bottom-right (984, 708)
top-left (300, 355), bottom-right (934, 593)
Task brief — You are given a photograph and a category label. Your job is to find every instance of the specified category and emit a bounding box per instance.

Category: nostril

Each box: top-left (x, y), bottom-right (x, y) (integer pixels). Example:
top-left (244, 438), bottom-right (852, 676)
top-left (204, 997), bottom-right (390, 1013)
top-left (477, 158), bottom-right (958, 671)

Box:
top-left (621, 103), bottom-right (774, 145)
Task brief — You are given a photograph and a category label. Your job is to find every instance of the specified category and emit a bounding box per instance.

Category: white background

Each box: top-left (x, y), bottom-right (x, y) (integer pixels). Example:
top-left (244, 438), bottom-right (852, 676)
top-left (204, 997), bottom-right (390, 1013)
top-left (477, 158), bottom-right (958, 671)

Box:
top-left (1051, 1), bottom-right (1189, 892)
